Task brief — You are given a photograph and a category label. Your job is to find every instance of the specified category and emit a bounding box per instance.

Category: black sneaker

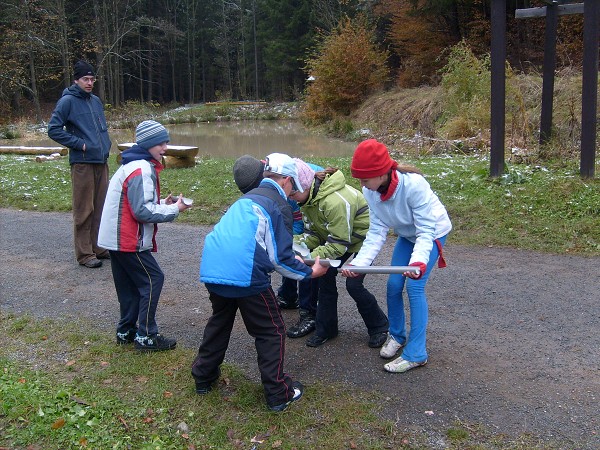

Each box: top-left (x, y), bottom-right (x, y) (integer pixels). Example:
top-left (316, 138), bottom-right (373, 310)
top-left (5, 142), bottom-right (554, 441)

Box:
top-left (368, 331), bottom-right (388, 348)
top-left (269, 381), bottom-right (304, 412)
top-left (286, 310), bottom-right (316, 338)
top-left (276, 296), bottom-right (299, 310)
top-left (306, 333), bottom-right (336, 347)
top-left (134, 334), bottom-right (177, 352)
top-left (195, 369), bottom-right (221, 395)
top-left (116, 329), bottom-right (137, 345)
top-left (195, 382), bottom-right (212, 395)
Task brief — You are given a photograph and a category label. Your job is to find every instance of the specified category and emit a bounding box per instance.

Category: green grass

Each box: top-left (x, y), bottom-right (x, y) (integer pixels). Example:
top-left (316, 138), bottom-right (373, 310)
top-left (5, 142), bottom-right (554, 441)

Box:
top-left (0, 313), bottom-right (408, 449)
top-left (0, 312), bottom-right (562, 449)
top-left (1, 153), bottom-right (598, 255)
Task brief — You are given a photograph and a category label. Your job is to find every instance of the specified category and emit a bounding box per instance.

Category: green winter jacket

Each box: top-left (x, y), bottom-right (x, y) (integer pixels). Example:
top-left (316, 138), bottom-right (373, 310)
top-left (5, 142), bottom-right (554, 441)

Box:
top-left (294, 170), bottom-right (370, 260)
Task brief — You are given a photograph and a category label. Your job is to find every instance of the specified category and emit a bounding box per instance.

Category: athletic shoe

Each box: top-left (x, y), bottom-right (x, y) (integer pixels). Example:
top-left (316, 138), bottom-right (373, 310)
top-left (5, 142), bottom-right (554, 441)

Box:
top-left (269, 381), bottom-right (304, 412)
top-left (134, 333), bottom-right (177, 352)
top-left (384, 356), bottom-right (427, 373)
top-left (276, 295), bottom-right (299, 309)
top-left (195, 369), bottom-right (221, 394)
top-left (286, 310), bottom-right (316, 338)
top-left (81, 258), bottom-right (102, 268)
top-left (368, 332), bottom-right (388, 348)
top-left (306, 333), bottom-right (336, 347)
top-left (380, 335), bottom-right (404, 359)
top-left (116, 329), bottom-right (137, 345)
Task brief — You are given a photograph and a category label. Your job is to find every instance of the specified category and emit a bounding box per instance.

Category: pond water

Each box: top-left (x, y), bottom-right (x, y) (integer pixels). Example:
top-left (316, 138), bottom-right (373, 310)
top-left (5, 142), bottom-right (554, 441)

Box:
top-left (5, 121), bottom-right (359, 159)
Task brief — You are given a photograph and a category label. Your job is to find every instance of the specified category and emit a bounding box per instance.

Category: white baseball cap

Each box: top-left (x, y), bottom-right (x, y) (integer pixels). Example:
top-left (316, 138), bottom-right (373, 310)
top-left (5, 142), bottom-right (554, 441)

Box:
top-left (264, 153), bottom-right (304, 193)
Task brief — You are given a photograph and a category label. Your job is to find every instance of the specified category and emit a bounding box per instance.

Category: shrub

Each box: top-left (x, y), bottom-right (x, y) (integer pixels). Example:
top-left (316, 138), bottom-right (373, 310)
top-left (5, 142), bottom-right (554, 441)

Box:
top-left (438, 41), bottom-right (491, 138)
top-left (303, 15), bottom-right (389, 124)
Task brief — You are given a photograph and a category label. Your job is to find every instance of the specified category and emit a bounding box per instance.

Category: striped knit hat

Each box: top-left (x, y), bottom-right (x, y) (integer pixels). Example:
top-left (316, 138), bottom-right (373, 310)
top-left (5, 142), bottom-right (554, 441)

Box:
top-left (135, 120), bottom-right (170, 149)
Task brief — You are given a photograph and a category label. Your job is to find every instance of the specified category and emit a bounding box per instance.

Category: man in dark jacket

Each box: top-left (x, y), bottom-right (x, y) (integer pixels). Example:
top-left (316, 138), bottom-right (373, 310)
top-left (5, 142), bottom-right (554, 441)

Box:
top-left (48, 60), bottom-right (112, 268)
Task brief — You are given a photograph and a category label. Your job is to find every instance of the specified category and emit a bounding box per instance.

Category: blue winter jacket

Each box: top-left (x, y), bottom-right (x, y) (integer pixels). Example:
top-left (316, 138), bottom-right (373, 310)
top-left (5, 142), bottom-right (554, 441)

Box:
top-left (48, 84), bottom-right (111, 165)
top-left (200, 178), bottom-right (313, 298)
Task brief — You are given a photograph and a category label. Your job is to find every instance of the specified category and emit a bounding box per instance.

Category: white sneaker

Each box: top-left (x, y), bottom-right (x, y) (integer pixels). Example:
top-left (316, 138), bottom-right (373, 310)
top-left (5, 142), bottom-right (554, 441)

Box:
top-left (379, 335), bottom-right (403, 359)
top-left (384, 356), bottom-right (427, 373)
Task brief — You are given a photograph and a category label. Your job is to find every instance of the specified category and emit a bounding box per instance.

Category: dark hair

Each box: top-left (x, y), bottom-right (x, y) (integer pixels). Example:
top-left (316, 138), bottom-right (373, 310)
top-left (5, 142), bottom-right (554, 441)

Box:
top-left (396, 162), bottom-right (422, 175)
top-left (314, 167), bottom-right (338, 181)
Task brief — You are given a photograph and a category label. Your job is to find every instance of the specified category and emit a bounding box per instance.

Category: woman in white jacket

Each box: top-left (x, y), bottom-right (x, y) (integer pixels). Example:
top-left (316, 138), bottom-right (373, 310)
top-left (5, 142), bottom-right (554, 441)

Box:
top-left (341, 139), bottom-right (452, 373)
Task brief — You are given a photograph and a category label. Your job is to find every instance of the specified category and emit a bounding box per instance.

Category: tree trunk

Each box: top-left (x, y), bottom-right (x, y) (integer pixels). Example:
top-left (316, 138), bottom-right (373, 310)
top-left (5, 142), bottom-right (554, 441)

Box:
top-left (93, 0), bottom-right (107, 103)
top-left (24, 2), bottom-right (42, 122)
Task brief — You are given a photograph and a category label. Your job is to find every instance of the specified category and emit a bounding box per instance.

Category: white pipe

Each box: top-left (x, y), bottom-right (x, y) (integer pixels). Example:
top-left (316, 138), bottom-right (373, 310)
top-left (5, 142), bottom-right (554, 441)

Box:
top-left (293, 243), bottom-right (310, 258)
top-left (337, 265), bottom-right (420, 275)
top-left (303, 259), bottom-right (341, 268)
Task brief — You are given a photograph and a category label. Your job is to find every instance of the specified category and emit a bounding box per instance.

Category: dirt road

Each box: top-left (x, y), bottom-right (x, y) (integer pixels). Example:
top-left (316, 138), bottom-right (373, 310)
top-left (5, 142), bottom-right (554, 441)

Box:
top-left (1, 209), bottom-right (598, 448)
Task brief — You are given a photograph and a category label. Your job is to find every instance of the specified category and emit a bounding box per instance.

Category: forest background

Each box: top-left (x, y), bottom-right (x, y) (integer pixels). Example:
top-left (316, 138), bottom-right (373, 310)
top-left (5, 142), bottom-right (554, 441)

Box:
top-left (0, 0), bottom-right (589, 127)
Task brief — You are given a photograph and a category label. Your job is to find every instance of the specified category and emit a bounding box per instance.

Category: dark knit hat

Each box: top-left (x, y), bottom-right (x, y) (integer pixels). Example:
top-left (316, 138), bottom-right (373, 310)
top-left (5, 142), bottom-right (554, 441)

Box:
top-left (233, 155), bottom-right (264, 194)
top-left (73, 60), bottom-right (95, 80)
top-left (350, 139), bottom-right (396, 179)
top-left (135, 120), bottom-right (170, 149)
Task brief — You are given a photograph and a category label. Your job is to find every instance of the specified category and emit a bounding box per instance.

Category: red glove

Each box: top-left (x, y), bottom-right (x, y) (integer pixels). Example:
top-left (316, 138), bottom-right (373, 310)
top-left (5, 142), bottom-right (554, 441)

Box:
top-left (409, 262), bottom-right (427, 279)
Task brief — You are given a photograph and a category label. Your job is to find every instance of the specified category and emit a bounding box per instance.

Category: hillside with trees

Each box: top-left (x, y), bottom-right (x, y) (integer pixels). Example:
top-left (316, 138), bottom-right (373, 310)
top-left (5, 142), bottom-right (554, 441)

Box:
top-left (0, 0), bottom-right (587, 125)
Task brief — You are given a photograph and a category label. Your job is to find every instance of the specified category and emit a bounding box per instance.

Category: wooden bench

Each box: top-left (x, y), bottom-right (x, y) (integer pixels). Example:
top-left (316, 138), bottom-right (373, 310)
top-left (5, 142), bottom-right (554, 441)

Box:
top-left (117, 143), bottom-right (199, 168)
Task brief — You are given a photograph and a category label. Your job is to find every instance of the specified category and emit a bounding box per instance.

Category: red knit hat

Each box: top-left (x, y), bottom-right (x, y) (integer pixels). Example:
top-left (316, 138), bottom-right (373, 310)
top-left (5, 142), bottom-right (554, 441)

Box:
top-left (350, 139), bottom-right (395, 179)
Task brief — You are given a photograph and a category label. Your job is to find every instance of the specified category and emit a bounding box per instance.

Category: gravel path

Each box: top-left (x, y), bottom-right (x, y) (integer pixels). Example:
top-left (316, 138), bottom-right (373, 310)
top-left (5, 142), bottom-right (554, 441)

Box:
top-left (1, 208), bottom-right (598, 448)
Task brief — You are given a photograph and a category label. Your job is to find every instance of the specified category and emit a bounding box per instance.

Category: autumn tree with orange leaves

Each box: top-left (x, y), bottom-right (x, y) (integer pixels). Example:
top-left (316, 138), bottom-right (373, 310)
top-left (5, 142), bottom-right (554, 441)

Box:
top-left (303, 15), bottom-right (389, 123)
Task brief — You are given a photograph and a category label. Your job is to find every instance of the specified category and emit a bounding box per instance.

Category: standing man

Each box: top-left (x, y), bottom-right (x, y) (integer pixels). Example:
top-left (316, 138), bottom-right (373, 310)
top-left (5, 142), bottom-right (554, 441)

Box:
top-left (48, 60), bottom-right (112, 268)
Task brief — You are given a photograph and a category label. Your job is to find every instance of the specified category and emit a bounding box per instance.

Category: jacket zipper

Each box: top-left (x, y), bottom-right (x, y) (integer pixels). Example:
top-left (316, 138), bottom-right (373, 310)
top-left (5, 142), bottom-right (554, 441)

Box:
top-left (86, 97), bottom-right (103, 161)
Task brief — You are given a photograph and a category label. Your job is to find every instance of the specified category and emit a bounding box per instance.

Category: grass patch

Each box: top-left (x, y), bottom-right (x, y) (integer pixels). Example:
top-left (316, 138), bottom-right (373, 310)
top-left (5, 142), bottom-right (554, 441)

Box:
top-left (0, 312), bottom-right (564, 449)
top-left (0, 313), bottom-right (403, 449)
top-left (2, 153), bottom-right (598, 255)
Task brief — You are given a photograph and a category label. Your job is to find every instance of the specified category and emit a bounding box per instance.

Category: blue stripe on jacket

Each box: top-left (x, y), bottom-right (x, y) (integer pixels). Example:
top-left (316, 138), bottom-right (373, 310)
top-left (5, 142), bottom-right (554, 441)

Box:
top-left (200, 181), bottom-right (312, 298)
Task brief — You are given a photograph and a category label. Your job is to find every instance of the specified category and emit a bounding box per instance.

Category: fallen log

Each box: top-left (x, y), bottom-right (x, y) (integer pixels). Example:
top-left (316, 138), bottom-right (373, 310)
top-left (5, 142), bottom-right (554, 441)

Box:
top-left (0, 146), bottom-right (67, 156)
top-left (35, 153), bottom-right (64, 163)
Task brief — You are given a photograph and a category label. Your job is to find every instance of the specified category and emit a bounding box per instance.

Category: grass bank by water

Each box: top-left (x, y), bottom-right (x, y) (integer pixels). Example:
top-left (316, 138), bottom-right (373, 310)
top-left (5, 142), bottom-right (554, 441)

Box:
top-left (1, 152), bottom-right (598, 255)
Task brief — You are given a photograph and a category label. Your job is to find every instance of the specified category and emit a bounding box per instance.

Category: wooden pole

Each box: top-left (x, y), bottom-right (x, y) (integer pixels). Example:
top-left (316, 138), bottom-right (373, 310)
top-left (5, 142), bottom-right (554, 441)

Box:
top-left (580, 0), bottom-right (599, 178)
top-left (490, 0), bottom-right (506, 177)
top-left (540, 4), bottom-right (558, 144)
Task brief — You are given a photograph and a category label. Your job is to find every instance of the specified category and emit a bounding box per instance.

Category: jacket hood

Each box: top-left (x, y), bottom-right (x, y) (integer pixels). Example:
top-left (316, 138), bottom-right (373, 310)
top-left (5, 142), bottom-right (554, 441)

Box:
top-left (63, 84), bottom-right (91, 100)
top-left (306, 170), bottom-right (346, 205)
top-left (121, 144), bottom-right (154, 165)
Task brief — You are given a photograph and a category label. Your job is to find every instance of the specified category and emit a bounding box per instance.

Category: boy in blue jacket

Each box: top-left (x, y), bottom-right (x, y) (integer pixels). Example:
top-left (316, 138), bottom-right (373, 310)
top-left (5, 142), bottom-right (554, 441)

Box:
top-left (232, 155), bottom-right (322, 338)
top-left (192, 153), bottom-right (327, 412)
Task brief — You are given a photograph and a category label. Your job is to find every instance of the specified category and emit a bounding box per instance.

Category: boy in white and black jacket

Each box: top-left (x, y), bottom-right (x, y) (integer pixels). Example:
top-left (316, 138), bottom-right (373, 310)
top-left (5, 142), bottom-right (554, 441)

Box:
top-left (98, 120), bottom-right (190, 351)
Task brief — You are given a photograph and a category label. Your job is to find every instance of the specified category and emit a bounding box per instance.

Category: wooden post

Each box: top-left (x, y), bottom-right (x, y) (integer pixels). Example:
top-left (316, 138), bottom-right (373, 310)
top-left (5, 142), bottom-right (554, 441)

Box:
top-left (515, 1), bottom-right (595, 179)
top-left (580, 0), bottom-right (599, 178)
top-left (490, 0), bottom-right (506, 178)
top-left (540, 4), bottom-right (558, 144)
